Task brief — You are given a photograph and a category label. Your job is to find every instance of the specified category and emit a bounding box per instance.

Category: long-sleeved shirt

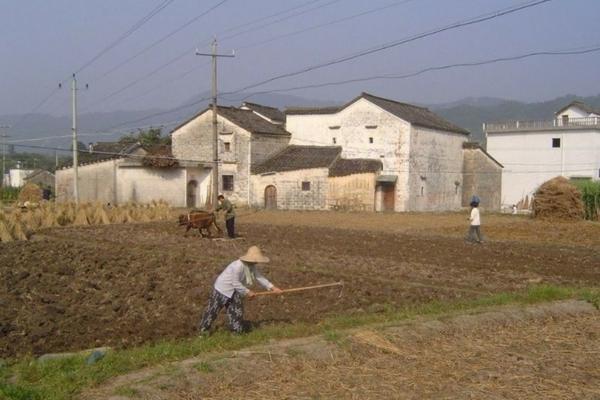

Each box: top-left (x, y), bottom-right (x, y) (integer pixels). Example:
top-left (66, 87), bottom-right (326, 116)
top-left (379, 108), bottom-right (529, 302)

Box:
top-left (214, 259), bottom-right (273, 298)
top-left (216, 199), bottom-right (235, 220)
top-left (470, 207), bottom-right (481, 226)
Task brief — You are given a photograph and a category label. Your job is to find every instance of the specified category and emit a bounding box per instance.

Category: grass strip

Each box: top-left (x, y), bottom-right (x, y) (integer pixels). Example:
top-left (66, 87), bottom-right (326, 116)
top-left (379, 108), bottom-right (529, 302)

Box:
top-left (1, 284), bottom-right (598, 400)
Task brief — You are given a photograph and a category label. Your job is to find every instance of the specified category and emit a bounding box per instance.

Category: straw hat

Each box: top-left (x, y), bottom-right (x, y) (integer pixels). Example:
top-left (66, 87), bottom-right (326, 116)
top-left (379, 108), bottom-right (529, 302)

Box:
top-left (239, 246), bottom-right (270, 263)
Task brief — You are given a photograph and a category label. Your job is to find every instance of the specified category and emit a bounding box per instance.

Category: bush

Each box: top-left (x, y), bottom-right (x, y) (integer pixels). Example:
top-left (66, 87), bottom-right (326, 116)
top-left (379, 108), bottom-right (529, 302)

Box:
top-left (572, 180), bottom-right (600, 221)
top-left (0, 186), bottom-right (19, 202)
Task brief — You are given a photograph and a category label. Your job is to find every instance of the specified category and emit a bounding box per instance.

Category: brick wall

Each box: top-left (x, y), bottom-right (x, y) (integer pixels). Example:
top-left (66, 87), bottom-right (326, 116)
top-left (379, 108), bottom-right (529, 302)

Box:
top-left (251, 168), bottom-right (329, 210)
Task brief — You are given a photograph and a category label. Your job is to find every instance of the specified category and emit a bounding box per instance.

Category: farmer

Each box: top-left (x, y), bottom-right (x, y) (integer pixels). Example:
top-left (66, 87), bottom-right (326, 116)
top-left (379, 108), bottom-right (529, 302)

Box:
top-left (215, 194), bottom-right (236, 238)
top-left (466, 198), bottom-right (484, 244)
top-left (198, 246), bottom-right (283, 334)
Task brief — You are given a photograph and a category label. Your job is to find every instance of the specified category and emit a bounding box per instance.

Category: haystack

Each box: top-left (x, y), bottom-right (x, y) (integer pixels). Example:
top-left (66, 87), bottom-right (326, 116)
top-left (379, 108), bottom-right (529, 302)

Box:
top-left (6, 215), bottom-right (28, 241)
top-left (17, 183), bottom-right (43, 203)
top-left (532, 176), bottom-right (584, 221)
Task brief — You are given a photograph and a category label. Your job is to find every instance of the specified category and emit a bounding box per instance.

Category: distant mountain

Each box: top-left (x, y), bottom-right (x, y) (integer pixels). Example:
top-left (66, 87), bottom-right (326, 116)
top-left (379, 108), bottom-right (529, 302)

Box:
top-left (3, 93), bottom-right (600, 154)
top-left (432, 94), bottom-right (600, 147)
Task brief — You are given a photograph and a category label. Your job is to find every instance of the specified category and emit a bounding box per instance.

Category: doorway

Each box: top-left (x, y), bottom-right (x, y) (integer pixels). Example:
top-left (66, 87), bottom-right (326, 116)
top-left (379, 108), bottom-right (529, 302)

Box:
top-left (187, 180), bottom-right (198, 208)
top-left (264, 185), bottom-right (277, 209)
top-left (381, 184), bottom-right (395, 212)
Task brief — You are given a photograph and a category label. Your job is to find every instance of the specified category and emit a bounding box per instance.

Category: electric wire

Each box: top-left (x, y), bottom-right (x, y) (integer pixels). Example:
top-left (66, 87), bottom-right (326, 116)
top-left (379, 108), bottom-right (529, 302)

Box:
top-left (226, 0), bottom-right (554, 95)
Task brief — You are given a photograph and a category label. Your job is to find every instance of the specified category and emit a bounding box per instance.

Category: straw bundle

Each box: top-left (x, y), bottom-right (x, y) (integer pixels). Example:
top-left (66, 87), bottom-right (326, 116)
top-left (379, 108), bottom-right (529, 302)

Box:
top-left (73, 208), bottom-right (91, 226)
top-left (92, 207), bottom-right (111, 225)
top-left (0, 220), bottom-right (14, 242)
top-left (6, 215), bottom-right (28, 241)
top-left (352, 330), bottom-right (402, 355)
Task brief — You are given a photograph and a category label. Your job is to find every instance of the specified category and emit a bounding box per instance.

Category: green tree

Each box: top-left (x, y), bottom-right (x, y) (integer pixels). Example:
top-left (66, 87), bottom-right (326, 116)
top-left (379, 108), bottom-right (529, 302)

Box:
top-left (119, 127), bottom-right (170, 146)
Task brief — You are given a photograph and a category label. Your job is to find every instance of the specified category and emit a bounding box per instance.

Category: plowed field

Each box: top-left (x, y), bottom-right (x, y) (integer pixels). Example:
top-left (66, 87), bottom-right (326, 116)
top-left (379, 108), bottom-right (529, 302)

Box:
top-left (1, 211), bottom-right (598, 357)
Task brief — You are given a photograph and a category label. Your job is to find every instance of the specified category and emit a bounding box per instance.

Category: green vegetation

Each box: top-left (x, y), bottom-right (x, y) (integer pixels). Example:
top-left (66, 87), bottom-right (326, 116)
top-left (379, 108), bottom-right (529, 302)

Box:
top-left (572, 180), bottom-right (600, 221)
top-left (118, 127), bottom-right (170, 147)
top-left (0, 187), bottom-right (19, 202)
top-left (0, 284), bottom-right (598, 400)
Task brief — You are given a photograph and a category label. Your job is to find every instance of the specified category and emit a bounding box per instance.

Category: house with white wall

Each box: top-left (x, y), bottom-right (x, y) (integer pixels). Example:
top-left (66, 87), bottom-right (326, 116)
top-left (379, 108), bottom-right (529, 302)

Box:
top-left (261, 92), bottom-right (500, 212)
top-left (485, 101), bottom-right (600, 208)
top-left (171, 105), bottom-right (291, 207)
top-left (56, 142), bottom-right (195, 205)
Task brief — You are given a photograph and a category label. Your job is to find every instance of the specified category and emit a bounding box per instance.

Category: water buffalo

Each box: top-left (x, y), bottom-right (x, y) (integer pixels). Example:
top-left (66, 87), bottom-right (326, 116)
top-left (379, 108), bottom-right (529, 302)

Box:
top-left (178, 211), bottom-right (222, 238)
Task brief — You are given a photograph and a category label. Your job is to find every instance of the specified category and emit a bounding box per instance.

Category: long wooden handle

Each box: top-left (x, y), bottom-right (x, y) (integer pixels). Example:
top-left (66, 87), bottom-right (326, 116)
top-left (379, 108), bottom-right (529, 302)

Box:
top-left (253, 281), bottom-right (343, 296)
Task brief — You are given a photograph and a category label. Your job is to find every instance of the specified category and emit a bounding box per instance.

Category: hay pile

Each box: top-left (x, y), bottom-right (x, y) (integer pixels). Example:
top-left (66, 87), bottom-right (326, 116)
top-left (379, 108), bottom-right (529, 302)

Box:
top-left (532, 176), bottom-right (584, 221)
top-left (17, 183), bottom-right (43, 203)
top-left (0, 200), bottom-right (177, 242)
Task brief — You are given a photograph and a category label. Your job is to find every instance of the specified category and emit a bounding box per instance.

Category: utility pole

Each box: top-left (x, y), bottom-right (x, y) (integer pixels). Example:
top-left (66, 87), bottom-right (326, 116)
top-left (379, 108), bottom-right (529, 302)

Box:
top-left (71, 73), bottom-right (80, 205)
top-left (196, 39), bottom-right (234, 208)
top-left (0, 125), bottom-right (10, 188)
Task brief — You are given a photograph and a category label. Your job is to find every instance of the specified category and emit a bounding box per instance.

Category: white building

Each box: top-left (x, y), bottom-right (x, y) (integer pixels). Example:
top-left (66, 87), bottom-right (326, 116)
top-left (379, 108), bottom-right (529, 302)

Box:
top-left (265, 92), bottom-right (499, 212)
top-left (485, 101), bottom-right (600, 208)
top-left (8, 168), bottom-right (35, 188)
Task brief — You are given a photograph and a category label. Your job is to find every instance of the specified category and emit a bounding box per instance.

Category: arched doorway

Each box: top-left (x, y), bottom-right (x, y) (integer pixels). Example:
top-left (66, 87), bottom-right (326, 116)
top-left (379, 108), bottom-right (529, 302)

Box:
top-left (264, 185), bottom-right (277, 209)
top-left (187, 180), bottom-right (198, 208)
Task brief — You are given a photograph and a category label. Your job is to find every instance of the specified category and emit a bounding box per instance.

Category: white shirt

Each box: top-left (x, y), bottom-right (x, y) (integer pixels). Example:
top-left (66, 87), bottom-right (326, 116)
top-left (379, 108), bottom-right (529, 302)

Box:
top-left (470, 207), bottom-right (481, 226)
top-left (214, 259), bottom-right (273, 298)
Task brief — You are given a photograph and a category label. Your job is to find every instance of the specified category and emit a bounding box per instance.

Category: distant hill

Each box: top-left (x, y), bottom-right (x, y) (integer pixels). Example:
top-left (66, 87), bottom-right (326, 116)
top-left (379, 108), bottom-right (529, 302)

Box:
top-left (2, 93), bottom-right (599, 154)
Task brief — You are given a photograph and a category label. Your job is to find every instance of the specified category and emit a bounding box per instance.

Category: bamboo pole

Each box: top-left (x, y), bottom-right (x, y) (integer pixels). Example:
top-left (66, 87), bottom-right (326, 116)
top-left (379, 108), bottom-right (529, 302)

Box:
top-left (253, 281), bottom-right (344, 297)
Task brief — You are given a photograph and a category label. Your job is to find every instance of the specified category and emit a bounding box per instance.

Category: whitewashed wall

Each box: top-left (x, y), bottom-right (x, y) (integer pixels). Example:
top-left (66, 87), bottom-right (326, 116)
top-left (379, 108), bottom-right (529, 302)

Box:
top-left (286, 99), bottom-right (412, 211)
top-left (116, 167), bottom-right (186, 206)
top-left (487, 129), bottom-right (600, 206)
top-left (56, 160), bottom-right (118, 203)
top-left (407, 126), bottom-right (467, 211)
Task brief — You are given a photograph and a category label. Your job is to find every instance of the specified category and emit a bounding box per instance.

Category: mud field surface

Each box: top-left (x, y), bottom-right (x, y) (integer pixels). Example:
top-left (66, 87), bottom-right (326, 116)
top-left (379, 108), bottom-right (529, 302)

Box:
top-left (1, 212), bottom-right (599, 357)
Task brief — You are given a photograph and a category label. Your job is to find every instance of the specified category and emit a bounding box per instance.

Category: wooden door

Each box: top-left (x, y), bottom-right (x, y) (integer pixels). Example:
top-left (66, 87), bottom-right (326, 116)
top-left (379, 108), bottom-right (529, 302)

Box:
top-left (382, 185), bottom-right (395, 212)
top-left (187, 180), bottom-right (198, 208)
top-left (264, 185), bottom-right (277, 210)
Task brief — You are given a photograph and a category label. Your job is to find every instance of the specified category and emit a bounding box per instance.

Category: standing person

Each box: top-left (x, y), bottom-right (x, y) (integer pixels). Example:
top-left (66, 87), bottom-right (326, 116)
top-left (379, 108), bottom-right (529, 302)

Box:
top-left (216, 194), bottom-right (236, 238)
top-left (198, 246), bottom-right (283, 334)
top-left (466, 200), bottom-right (484, 244)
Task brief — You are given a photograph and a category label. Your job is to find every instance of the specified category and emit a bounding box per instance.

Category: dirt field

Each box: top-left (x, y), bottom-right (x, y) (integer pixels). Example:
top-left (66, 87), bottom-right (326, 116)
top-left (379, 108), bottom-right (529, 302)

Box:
top-left (1, 211), bottom-right (599, 358)
top-left (84, 300), bottom-right (600, 400)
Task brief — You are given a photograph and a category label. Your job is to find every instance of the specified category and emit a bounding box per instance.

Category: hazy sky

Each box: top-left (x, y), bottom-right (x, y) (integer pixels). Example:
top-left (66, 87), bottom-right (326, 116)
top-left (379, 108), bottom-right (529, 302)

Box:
top-left (2, 0), bottom-right (600, 120)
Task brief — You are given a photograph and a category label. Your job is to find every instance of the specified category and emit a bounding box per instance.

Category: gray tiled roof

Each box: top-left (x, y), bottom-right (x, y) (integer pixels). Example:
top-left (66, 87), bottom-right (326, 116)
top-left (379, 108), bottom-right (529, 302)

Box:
top-left (172, 106), bottom-right (291, 136)
top-left (252, 145), bottom-right (341, 174)
top-left (286, 93), bottom-right (470, 135)
top-left (328, 158), bottom-right (382, 177)
top-left (241, 102), bottom-right (285, 122)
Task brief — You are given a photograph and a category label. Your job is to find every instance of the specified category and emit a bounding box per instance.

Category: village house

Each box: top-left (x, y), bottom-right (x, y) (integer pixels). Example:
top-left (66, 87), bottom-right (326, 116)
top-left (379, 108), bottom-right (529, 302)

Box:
top-left (170, 104), bottom-right (291, 206)
top-left (484, 100), bottom-right (600, 208)
top-left (55, 142), bottom-right (187, 205)
top-left (252, 92), bottom-right (501, 211)
top-left (23, 169), bottom-right (55, 192)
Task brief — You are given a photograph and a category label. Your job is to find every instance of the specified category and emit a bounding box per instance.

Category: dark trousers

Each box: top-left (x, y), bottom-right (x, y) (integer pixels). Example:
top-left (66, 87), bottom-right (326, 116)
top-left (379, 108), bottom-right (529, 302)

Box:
top-left (466, 225), bottom-right (483, 243)
top-left (225, 217), bottom-right (235, 238)
top-left (199, 290), bottom-right (246, 333)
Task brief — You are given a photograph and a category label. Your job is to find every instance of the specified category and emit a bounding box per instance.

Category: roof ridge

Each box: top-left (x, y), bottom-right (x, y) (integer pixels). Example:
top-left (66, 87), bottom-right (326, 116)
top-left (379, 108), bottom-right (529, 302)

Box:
top-left (242, 101), bottom-right (281, 110)
top-left (361, 92), bottom-right (429, 110)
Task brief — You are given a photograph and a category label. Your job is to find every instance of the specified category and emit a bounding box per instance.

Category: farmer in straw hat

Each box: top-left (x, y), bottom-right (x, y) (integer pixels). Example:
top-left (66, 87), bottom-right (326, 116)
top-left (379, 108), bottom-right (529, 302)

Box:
top-left (199, 245), bottom-right (283, 334)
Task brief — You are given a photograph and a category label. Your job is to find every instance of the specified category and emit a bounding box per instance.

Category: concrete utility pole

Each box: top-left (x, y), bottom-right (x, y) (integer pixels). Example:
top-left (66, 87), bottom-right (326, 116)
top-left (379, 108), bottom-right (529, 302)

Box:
top-left (0, 125), bottom-right (10, 187)
top-left (71, 73), bottom-right (80, 205)
top-left (196, 39), bottom-right (234, 208)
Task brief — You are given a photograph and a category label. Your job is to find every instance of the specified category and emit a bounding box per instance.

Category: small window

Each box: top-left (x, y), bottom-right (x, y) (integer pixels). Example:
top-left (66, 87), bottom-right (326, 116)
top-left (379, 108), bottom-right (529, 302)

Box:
top-left (332, 137), bottom-right (337, 144)
top-left (562, 115), bottom-right (569, 125)
top-left (420, 186), bottom-right (424, 196)
top-left (223, 142), bottom-right (231, 152)
top-left (301, 181), bottom-right (311, 191)
top-left (369, 137), bottom-right (373, 144)
top-left (552, 138), bottom-right (561, 148)
top-left (222, 175), bottom-right (234, 191)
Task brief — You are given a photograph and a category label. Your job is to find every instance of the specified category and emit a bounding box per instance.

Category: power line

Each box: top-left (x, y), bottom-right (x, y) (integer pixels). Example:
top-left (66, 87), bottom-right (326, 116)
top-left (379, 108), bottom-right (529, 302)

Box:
top-left (93, 0), bottom-right (229, 82)
top-left (12, 0), bottom-right (175, 129)
top-left (220, 0), bottom-right (342, 42)
top-left (237, 0), bottom-right (418, 51)
top-left (81, 0), bottom-right (340, 113)
top-left (226, 0), bottom-right (554, 95)
top-left (228, 45), bottom-right (600, 100)
top-left (74, 0), bottom-right (176, 75)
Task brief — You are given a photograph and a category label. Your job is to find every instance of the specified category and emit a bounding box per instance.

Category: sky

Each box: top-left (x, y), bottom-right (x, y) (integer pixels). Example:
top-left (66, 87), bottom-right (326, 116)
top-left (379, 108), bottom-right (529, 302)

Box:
top-left (1, 0), bottom-right (600, 121)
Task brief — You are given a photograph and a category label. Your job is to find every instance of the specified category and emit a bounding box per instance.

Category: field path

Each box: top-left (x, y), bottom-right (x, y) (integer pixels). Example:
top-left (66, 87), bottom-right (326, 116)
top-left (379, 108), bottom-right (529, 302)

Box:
top-left (83, 300), bottom-right (600, 400)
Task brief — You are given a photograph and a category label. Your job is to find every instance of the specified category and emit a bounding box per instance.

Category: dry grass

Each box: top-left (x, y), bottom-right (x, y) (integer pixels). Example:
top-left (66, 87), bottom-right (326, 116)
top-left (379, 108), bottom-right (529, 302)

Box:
top-left (0, 201), bottom-right (178, 242)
